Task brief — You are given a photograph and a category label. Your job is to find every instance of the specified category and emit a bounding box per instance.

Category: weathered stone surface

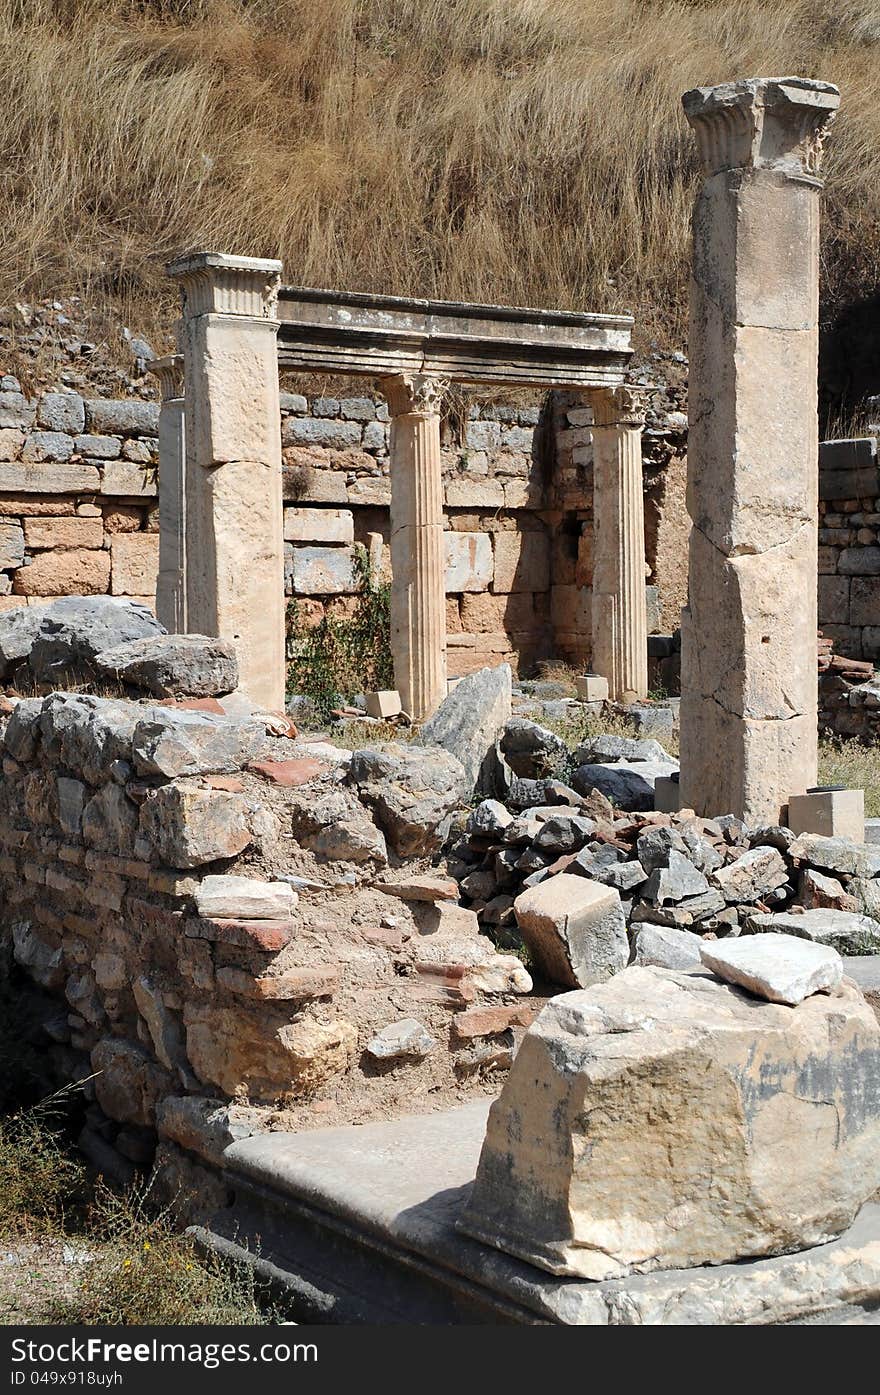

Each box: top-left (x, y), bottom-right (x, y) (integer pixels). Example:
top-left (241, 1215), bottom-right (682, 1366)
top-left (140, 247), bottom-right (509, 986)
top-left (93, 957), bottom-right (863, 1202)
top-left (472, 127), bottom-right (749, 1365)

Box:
top-left (194, 875), bottom-right (294, 921)
top-left (421, 664), bottom-right (511, 793)
top-left (365, 1019), bottom-right (436, 1062)
top-left (513, 873), bottom-right (628, 988)
top-left (91, 1038), bottom-right (170, 1126)
top-left (289, 546), bottom-right (357, 594)
top-left (14, 548), bottom-right (111, 597)
top-left (572, 759), bottom-right (677, 811)
top-left (459, 965), bottom-right (880, 1278)
top-left (711, 846), bottom-right (789, 903)
top-left (132, 710), bottom-right (266, 778)
top-left (348, 744), bottom-right (469, 857)
top-left (12, 919), bottom-right (64, 989)
top-left (466, 799), bottom-right (514, 838)
top-left (574, 735), bottom-right (668, 765)
top-left (700, 933), bottom-right (843, 1005)
top-left (308, 816), bottom-right (388, 866)
top-left (85, 398), bottom-right (160, 436)
top-left (183, 1003), bottom-right (357, 1099)
top-left (156, 1095), bottom-right (260, 1166)
top-left (744, 908), bottom-right (880, 954)
top-left (37, 392), bottom-right (85, 434)
top-left (283, 507), bottom-right (354, 544)
top-left (789, 834), bottom-right (880, 878)
top-left (94, 634), bottom-right (239, 697)
top-left (445, 532), bottom-right (493, 592)
top-left (798, 867), bottom-right (857, 912)
top-left (374, 874), bottom-right (459, 903)
top-left (532, 814), bottom-right (597, 854)
top-left (634, 922), bottom-right (703, 969)
top-left (500, 718), bottom-right (566, 778)
top-left (140, 784), bottom-right (254, 868)
top-left (81, 783), bottom-right (137, 855)
top-left (645, 849), bottom-right (710, 904)
top-left (10, 596), bottom-right (164, 684)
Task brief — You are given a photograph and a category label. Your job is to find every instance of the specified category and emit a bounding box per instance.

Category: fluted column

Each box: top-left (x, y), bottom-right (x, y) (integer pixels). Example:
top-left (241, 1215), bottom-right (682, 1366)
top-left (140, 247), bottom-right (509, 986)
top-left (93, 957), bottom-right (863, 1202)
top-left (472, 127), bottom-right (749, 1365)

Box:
top-left (148, 354), bottom-right (186, 633)
top-left (382, 373), bottom-right (448, 722)
top-left (589, 386), bottom-right (648, 704)
top-left (166, 252), bottom-right (286, 711)
top-left (679, 77), bottom-right (839, 823)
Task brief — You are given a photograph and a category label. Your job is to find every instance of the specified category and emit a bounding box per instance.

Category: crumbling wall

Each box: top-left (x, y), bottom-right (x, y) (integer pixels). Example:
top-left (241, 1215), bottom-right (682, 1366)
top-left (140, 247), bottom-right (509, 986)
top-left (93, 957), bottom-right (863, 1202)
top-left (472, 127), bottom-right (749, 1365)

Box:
top-left (818, 438), bottom-right (880, 663)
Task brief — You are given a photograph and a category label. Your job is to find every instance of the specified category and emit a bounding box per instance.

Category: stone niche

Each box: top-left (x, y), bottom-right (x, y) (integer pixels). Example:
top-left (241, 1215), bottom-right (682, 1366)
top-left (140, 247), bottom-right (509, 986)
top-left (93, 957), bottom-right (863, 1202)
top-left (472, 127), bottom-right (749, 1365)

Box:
top-left (459, 964), bottom-right (880, 1280)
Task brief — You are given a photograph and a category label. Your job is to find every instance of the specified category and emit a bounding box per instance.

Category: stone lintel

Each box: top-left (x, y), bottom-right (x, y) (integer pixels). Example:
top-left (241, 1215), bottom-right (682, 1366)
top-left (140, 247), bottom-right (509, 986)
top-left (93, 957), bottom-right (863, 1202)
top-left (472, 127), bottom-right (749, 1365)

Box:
top-left (148, 354), bottom-right (184, 402)
top-left (167, 251), bottom-right (283, 320)
top-left (277, 287), bottom-right (632, 387)
top-left (682, 76), bottom-right (840, 180)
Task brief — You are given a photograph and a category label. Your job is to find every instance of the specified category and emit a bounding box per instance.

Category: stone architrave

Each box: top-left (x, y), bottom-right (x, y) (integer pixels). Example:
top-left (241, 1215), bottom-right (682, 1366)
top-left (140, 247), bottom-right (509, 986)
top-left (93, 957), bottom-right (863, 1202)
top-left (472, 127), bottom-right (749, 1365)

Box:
top-left (167, 252), bottom-right (286, 712)
top-left (148, 354), bottom-right (186, 633)
top-left (678, 78), bottom-right (840, 823)
top-left (381, 373), bottom-right (448, 722)
top-left (589, 386), bottom-right (648, 703)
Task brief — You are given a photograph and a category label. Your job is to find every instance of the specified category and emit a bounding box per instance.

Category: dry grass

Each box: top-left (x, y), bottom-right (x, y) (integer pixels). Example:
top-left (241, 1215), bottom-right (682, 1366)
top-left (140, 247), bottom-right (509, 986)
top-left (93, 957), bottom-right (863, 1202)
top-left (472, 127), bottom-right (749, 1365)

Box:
top-left (819, 735), bottom-right (880, 818)
top-left (3, 0), bottom-right (880, 351)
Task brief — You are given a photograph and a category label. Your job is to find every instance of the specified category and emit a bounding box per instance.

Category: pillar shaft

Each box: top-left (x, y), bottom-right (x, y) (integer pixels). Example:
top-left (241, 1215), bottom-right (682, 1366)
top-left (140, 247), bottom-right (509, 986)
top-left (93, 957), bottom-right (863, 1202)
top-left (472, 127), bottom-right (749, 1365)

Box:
top-left (679, 77), bottom-right (839, 823)
top-left (167, 252), bottom-right (286, 711)
top-left (149, 354), bottom-right (186, 634)
top-left (382, 373), bottom-right (447, 722)
top-left (590, 387), bottom-right (648, 704)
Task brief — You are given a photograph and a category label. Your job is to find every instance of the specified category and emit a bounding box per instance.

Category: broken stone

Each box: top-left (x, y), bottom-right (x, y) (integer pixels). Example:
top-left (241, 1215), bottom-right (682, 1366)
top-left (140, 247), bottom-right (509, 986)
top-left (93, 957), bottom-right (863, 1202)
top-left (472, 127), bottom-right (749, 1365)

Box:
top-left (309, 817), bottom-right (388, 866)
top-left (91, 1037), bottom-right (171, 1126)
top-left (248, 758), bottom-right (327, 787)
top-left (798, 868), bottom-right (857, 912)
top-left (421, 664), bottom-right (511, 794)
top-left (155, 1095), bottom-right (260, 1166)
top-left (533, 814), bottom-right (597, 855)
top-left (194, 875), bottom-right (295, 921)
top-left (183, 1004), bottom-right (357, 1100)
top-left (573, 735), bottom-right (669, 764)
top-left (466, 799), bottom-right (514, 838)
top-left (584, 859), bottom-right (648, 894)
top-left (459, 967), bottom-right (880, 1278)
top-left (711, 846), bottom-right (789, 904)
top-left (700, 933), bottom-right (843, 1006)
top-left (365, 1019), bottom-right (436, 1062)
top-left (513, 873), bottom-right (628, 989)
top-left (25, 597), bottom-right (164, 684)
top-left (93, 634), bottom-right (238, 697)
top-left (645, 850), bottom-right (711, 905)
top-left (374, 874), bottom-right (459, 902)
top-left (744, 908), bottom-right (880, 954)
top-left (634, 922), bottom-right (704, 969)
top-left (140, 784), bottom-right (254, 868)
top-left (788, 834), bottom-right (880, 879)
top-left (216, 966), bottom-right (338, 1001)
top-left (572, 760), bottom-right (677, 812)
top-left (348, 743), bottom-right (468, 857)
top-left (500, 718), bottom-right (567, 778)
top-left (132, 710), bottom-right (266, 779)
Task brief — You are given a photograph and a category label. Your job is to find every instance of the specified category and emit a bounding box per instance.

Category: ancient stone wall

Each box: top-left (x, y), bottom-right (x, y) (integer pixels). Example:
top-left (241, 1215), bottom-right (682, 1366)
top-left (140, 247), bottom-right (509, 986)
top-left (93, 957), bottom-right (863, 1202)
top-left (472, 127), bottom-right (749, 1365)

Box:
top-left (819, 437), bottom-right (880, 663)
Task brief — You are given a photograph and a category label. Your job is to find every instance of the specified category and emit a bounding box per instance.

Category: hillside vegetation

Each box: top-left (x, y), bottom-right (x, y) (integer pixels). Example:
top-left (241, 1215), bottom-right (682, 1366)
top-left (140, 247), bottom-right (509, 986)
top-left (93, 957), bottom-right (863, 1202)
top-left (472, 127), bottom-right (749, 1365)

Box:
top-left (3, 0), bottom-right (880, 359)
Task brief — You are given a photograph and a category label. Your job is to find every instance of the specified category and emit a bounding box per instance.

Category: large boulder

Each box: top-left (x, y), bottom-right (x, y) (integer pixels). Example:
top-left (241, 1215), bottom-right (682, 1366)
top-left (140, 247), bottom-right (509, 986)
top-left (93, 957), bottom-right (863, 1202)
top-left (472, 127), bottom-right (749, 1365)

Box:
top-left (421, 664), bottom-right (511, 794)
top-left (348, 743), bottom-right (469, 857)
top-left (459, 966), bottom-right (880, 1279)
top-left (571, 758), bottom-right (678, 811)
top-left (500, 718), bottom-right (566, 778)
top-left (513, 873), bottom-right (629, 988)
top-left (93, 634), bottom-right (239, 697)
top-left (743, 907), bottom-right (880, 954)
top-left (0, 597), bottom-right (165, 684)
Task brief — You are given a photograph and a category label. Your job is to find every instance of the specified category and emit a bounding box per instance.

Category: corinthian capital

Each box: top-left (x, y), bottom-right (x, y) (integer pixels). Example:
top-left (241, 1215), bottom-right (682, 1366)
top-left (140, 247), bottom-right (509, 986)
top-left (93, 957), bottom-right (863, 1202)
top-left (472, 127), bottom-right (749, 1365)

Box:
top-left (148, 354), bottom-right (184, 402)
top-left (381, 373), bottom-right (448, 418)
top-left (590, 385), bottom-right (645, 430)
top-left (166, 251), bottom-right (283, 320)
top-left (682, 76), bottom-right (840, 182)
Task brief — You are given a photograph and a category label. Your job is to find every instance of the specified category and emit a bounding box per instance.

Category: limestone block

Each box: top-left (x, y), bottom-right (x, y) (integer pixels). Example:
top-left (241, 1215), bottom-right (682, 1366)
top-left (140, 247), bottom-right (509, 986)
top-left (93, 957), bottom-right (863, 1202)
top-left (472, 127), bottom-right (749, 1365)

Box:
top-left (57, 776), bottom-right (86, 836)
top-left (140, 783), bottom-right (254, 868)
top-left (109, 533), bottom-right (159, 596)
top-left (700, 933), bottom-right (843, 1005)
top-left (93, 634), bottom-right (239, 698)
top-left (23, 517), bottom-right (103, 550)
top-left (818, 574), bottom-right (850, 625)
top-left (788, 788), bottom-right (865, 843)
top-left (183, 1002), bottom-right (357, 1099)
top-left (340, 397), bottom-right (377, 421)
top-left (459, 966), bottom-right (880, 1278)
top-left (744, 908), bottom-right (880, 953)
top-left (445, 533), bottom-right (493, 593)
top-left (365, 690), bottom-right (402, 719)
top-left (576, 674), bottom-right (608, 701)
top-left (13, 549), bottom-right (110, 596)
top-left (75, 434), bottom-right (122, 460)
top-left (195, 875), bottom-right (294, 920)
top-left (460, 591), bottom-right (535, 633)
top-left (282, 417), bottom-right (362, 450)
top-left (100, 461), bottom-right (157, 498)
top-left (421, 663), bottom-right (511, 793)
top-left (85, 400), bottom-right (160, 436)
top-left (283, 508), bottom-right (354, 544)
top-left (0, 523), bottom-right (25, 568)
top-left (347, 477), bottom-right (391, 506)
top-left (21, 432), bottom-right (74, 463)
top-left (0, 429), bottom-right (24, 461)
top-left (465, 420), bottom-right (502, 451)
top-left (0, 463), bottom-right (100, 494)
top-left (0, 392), bottom-right (35, 430)
top-left (289, 545), bottom-right (356, 595)
top-left (492, 531), bottom-right (550, 594)
top-left (513, 873), bottom-right (629, 988)
top-left (132, 710), bottom-right (266, 778)
top-left (445, 478), bottom-right (505, 509)
top-left (91, 1038), bottom-right (169, 1126)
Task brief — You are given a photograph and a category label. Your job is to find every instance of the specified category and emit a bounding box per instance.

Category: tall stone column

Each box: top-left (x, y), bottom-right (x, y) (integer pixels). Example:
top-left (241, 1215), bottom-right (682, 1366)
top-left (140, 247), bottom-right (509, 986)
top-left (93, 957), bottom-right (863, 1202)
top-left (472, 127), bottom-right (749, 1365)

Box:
top-left (589, 386), bottom-right (648, 704)
top-left (381, 373), bottom-right (448, 722)
top-left (148, 354), bottom-right (186, 634)
top-left (679, 77), bottom-right (840, 824)
top-left (166, 252), bottom-right (286, 712)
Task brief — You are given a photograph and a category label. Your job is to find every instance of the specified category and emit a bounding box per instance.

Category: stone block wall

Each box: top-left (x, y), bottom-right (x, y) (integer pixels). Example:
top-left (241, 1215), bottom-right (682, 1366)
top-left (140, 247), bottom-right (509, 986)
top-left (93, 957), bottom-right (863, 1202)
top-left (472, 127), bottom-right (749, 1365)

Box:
top-left (0, 379), bottom-right (160, 607)
top-left (819, 437), bottom-right (880, 663)
top-left (1, 372), bottom-right (686, 677)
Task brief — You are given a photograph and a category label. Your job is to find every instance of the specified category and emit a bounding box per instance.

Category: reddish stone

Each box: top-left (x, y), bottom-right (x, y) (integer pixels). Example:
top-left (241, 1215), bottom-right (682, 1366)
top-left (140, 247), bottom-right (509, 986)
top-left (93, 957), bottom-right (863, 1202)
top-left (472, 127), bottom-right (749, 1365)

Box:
top-left (248, 757), bottom-right (328, 787)
top-left (185, 915), bottom-right (294, 952)
top-left (158, 697), bottom-right (225, 715)
top-left (453, 1004), bottom-right (539, 1040)
top-left (361, 925), bottom-right (406, 949)
top-left (544, 853), bottom-right (577, 876)
top-left (206, 775), bottom-right (245, 793)
top-left (217, 965), bottom-right (339, 1000)
top-left (264, 711), bottom-right (298, 738)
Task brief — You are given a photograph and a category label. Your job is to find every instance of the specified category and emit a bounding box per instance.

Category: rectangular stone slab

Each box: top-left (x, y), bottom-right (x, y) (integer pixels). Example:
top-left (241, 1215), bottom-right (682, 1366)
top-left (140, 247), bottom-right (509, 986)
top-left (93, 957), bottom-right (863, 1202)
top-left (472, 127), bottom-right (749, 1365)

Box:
top-left (210, 1102), bottom-right (880, 1325)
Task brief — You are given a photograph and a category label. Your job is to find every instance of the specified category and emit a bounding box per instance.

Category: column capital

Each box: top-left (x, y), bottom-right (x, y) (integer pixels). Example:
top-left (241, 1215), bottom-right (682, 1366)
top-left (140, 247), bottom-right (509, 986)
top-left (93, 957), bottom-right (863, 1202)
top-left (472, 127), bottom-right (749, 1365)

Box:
top-left (165, 251), bottom-right (283, 320)
top-left (682, 76), bottom-right (839, 182)
top-left (589, 385), bottom-right (646, 429)
top-left (381, 372), bottom-right (448, 418)
top-left (148, 353), bottom-right (184, 402)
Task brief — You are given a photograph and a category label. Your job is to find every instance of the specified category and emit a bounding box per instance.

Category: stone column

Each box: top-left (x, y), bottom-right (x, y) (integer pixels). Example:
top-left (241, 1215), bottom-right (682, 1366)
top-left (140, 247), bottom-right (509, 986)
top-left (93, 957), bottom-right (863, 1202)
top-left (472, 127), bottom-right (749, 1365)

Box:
top-left (589, 386), bottom-right (648, 704)
top-left (679, 77), bottom-right (840, 824)
top-left (148, 354), bottom-right (186, 634)
top-left (166, 252), bottom-right (286, 712)
top-left (381, 373), bottom-right (448, 722)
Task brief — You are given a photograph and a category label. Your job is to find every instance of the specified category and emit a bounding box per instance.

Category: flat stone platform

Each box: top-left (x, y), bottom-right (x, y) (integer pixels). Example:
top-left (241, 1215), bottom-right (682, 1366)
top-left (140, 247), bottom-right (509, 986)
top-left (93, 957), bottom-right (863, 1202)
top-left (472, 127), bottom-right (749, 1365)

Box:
top-left (196, 1100), bottom-right (880, 1325)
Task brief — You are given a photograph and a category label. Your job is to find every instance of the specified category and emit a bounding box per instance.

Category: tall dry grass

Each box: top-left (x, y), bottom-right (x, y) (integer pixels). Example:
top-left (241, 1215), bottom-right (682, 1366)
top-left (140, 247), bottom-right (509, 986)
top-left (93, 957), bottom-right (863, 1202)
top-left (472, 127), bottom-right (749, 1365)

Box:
top-left (2, 0), bottom-right (880, 347)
